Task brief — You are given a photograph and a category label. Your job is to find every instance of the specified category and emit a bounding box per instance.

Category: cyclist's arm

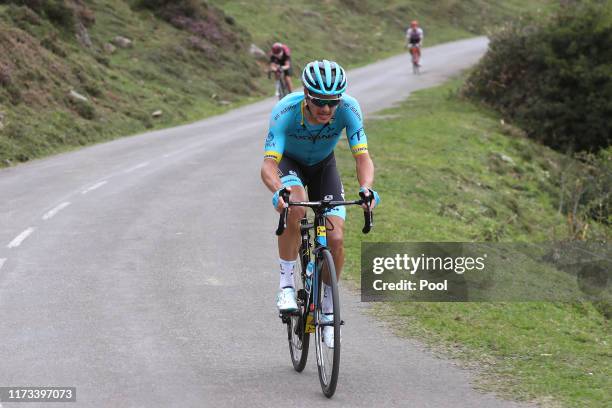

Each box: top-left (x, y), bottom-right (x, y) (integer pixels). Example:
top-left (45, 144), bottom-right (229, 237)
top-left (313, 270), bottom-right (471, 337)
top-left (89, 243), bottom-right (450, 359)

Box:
top-left (342, 96), bottom-right (373, 187)
top-left (355, 152), bottom-right (374, 189)
top-left (261, 110), bottom-right (286, 192)
top-left (280, 56), bottom-right (291, 71)
top-left (261, 159), bottom-right (283, 192)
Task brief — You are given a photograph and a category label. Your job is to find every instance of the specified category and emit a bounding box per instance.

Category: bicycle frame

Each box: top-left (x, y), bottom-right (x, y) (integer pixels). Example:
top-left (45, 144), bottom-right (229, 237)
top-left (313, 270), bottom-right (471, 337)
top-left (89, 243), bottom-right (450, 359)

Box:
top-left (277, 192), bottom-right (373, 325)
top-left (299, 207), bottom-right (336, 327)
top-left (269, 64), bottom-right (289, 99)
top-left (276, 190), bottom-right (374, 396)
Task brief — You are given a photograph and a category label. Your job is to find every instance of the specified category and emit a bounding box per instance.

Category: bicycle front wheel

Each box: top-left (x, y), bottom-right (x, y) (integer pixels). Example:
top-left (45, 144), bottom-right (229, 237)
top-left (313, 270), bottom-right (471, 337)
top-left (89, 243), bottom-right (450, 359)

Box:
top-left (315, 249), bottom-right (341, 398)
top-left (278, 77), bottom-right (289, 100)
top-left (288, 255), bottom-right (310, 372)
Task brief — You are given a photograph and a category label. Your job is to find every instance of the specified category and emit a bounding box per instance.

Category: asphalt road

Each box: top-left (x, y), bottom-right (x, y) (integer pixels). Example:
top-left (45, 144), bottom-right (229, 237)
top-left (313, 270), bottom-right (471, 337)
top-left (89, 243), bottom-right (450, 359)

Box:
top-left (0, 37), bottom-right (536, 407)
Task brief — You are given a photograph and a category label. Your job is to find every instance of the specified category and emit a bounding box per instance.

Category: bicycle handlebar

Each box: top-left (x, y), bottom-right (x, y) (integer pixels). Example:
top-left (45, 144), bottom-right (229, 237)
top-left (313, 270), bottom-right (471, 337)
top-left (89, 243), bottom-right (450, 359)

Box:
top-left (275, 188), bottom-right (374, 236)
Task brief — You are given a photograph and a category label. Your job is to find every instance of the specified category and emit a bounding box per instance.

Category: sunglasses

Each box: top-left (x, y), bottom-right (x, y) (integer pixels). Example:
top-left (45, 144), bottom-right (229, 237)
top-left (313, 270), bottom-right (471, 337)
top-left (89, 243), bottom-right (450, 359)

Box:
top-left (306, 93), bottom-right (342, 107)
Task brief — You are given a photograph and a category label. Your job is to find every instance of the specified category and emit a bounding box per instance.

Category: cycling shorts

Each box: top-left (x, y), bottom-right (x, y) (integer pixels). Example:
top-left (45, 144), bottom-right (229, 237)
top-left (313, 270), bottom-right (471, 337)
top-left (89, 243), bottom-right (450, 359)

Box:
top-left (278, 152), bottom-right (346, 220)
top-left (280, 65), bottom-right (294, 77)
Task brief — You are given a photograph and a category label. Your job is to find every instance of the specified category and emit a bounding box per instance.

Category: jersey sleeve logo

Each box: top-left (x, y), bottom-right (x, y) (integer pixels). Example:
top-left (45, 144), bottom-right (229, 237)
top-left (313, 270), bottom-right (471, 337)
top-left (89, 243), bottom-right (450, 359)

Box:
top-left (265, 131), bottom-right (276, 149)
top-left (351, 143), bottom-right (368, 156)
top-left (349, 127), bottom-right (365, 142)
top-left (345, 103), bottom-right (362, 121)
top-left (264, 150), bottom-right (282, 163)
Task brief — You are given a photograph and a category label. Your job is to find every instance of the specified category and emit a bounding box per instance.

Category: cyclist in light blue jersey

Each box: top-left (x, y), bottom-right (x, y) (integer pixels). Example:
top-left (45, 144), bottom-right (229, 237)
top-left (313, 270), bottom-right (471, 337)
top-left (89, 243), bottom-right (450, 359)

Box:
top-left (261, 60), bottom-right (380, 347)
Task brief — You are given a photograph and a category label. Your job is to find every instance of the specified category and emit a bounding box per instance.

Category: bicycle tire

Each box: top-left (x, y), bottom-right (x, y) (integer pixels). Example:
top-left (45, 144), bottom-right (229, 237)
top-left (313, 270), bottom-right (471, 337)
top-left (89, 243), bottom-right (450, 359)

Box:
top-left (288, 251), bottom-right (310, 372)
top-left (278, 77), bottom-right (289, 100)
top-left (315, 248), bottom-right (341, 398)
top-left (411, 49), bottom-right (420, 75)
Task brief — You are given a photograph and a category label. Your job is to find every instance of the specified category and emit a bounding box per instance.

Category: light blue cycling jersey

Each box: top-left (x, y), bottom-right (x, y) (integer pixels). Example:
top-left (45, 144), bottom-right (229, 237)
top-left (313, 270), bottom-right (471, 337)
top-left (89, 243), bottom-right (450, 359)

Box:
top-left (264, 92), bottom-right (368, 166)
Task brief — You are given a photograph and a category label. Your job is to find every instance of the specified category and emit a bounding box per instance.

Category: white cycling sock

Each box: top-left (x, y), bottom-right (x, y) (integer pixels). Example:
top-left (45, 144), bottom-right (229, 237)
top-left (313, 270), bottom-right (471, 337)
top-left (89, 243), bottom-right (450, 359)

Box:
top-left (279, 258), bottom-right (296, 289)
top-left (322, 283), bottom-right (333, 314)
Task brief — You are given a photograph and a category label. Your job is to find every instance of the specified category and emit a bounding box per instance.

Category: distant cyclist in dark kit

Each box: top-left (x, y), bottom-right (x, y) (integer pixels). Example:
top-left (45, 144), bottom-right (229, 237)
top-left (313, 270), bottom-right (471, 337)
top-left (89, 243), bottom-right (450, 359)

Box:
top-left (269, 42), bottom-right (294, 93)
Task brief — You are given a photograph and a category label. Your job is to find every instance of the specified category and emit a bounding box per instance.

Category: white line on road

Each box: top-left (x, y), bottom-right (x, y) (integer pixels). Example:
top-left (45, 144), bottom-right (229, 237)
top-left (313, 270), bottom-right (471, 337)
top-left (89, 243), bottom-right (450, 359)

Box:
top-left (124, 161), bottom-right (150, 173)
top-left (42, 202), bottom-right (71, 220)
top-left (7, 227), bottom-right (35, 248)
top-left (82, 180), bottom-right (108, 194)
top-left (204, 277), bottom-right (224, 286)
top-left (0, 258), bottom-right (6, 270)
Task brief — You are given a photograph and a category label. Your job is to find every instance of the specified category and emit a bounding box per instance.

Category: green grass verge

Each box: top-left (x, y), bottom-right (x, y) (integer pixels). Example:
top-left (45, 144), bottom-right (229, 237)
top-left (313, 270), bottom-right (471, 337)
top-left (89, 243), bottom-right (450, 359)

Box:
top-left (334, 77), bottom-right (611, 407)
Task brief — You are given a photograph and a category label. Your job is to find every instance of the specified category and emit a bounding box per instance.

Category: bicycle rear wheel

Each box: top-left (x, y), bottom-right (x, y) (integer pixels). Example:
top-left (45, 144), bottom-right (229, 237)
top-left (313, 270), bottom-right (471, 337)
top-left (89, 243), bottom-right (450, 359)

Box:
top-left (315, 249), bottom-right (341, 398)
top-left (288, 254), bottom-right (310, 372)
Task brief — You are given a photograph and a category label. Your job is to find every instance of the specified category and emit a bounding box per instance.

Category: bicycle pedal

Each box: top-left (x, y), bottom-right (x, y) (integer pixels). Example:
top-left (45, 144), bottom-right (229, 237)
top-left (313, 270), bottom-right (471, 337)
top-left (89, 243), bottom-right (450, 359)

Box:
top-left (297, 289), bottom-right (306, 300)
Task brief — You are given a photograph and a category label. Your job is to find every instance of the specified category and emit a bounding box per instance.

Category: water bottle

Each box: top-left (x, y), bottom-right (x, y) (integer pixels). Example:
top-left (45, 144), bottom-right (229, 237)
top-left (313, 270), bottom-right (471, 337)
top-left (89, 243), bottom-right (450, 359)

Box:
top-left (305, 261), bottom-right (314, 293)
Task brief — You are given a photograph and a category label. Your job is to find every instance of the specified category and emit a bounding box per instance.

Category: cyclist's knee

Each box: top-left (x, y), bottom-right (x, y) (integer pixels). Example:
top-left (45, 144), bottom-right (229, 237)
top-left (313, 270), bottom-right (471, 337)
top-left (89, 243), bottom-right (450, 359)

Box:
top-left (286, 187), bottom-right (306, 223)
top-left (288, 206), bottom-right (306, 223)
top-left (326, 219), bottom-right (344, 249)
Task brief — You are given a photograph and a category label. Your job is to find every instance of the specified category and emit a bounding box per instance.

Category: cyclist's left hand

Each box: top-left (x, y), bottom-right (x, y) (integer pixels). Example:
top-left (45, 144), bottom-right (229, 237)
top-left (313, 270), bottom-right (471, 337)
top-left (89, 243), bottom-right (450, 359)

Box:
top-left (359, 187), bottom-right (380, 210)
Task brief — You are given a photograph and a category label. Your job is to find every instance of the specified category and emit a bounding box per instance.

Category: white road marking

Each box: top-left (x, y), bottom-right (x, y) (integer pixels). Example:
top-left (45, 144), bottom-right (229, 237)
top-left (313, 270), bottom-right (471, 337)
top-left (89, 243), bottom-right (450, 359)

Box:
top-left (162, 146), bottom-right (193, 158)
top-left (204, 277), bottom-right (223, 286)
top-left (7, 227), bottom-right (35, 248)
top-left (124, 161), bottom-right (150, 173)
top-left (42, 202), bottom-right (71, 220)
top-left (82, 180), bottom-right (108, 194)
top-left (0, 258), bottom-right (6, 270)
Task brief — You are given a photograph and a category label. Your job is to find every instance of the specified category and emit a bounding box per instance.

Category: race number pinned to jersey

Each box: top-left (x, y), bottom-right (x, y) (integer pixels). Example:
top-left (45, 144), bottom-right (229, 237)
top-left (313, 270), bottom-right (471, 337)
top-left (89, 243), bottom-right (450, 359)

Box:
top-left (317, 226), bottom-right (327, 237)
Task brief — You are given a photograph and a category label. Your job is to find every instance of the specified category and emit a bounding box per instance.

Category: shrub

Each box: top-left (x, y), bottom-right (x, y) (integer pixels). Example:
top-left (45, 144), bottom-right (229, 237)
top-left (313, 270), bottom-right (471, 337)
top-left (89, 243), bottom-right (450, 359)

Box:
top-left (134, 0), bottom-right (243, 47)
top-left (552, 148), bottom-right (611, 237)
top-left (136, 0), bottom-right (204, 18)
top-left (42, 0), bottom-right (74, 27)
top-left (464, 1), bottom-right (612, 153)
top-left (67, 96), bottom-right (95, 120)
top-left (1, 0), bottom-right (74, 28)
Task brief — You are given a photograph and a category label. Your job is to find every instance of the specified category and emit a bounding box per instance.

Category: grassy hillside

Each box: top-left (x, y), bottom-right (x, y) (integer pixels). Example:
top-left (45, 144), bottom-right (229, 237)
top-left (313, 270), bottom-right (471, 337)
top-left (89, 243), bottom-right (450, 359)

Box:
top-left (0, 0), bottom-right (553, 166)
top-left (0, 0), bottom-right (260, 165)
top-left (335, 78), bottom-right (611, 407)
top-left (209, 0), bottom-right (557, 68)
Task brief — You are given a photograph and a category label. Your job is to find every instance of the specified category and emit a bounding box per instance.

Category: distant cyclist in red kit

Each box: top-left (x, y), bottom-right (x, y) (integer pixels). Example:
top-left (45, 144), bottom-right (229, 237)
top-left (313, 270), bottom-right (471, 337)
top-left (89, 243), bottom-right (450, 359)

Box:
top-left (405, 20), bottom-right (424, 67)
top-left (269, 42), bottom-right (294, 93)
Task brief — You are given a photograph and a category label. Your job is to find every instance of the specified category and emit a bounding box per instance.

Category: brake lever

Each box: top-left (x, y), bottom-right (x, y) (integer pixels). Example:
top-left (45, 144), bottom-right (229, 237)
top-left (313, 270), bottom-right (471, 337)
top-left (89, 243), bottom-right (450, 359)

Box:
top-left (359, 190), bottom-right (374, 234)
top-left (275, 188), bottom-right (290, 236)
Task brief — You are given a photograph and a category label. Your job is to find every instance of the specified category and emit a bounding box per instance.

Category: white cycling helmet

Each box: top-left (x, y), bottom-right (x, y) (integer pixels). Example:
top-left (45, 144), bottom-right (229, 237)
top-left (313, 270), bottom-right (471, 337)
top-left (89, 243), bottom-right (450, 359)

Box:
top-left (301, 60), bottom-right (347, 96)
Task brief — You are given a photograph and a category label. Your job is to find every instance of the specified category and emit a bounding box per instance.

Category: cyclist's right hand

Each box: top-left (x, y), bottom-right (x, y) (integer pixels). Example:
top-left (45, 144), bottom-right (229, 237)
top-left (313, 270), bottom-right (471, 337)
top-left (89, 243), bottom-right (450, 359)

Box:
top-left (359, 187), bottom-right (380, 210)
top-left (272, 186), bottom-right (291, 213)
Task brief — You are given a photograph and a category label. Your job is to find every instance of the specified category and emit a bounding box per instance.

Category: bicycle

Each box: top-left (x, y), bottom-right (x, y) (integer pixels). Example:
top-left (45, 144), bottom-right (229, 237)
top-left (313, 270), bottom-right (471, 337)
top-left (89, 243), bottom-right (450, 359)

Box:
top-left (410, 45), bottom-right (421, 75)
top-left (268, 65), bottom-right (290, 100)
top-left (275, 188), bottom-right (374, 398)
